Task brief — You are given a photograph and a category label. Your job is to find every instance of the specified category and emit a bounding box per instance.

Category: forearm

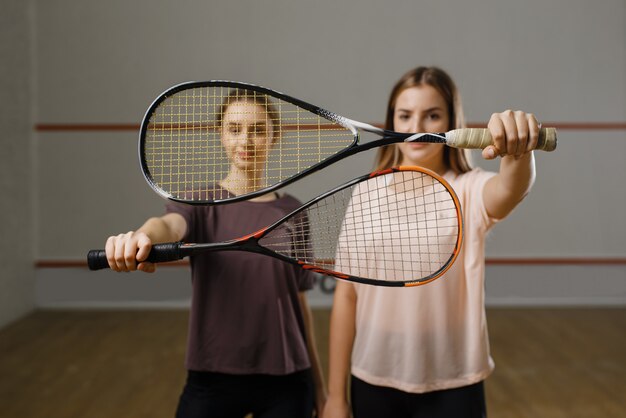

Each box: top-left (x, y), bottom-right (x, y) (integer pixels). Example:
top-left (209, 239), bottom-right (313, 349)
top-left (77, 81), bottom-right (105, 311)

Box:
top-left (483, 110), bottom-right (540, 219)
top-left (136, 214), bottom-right (186, 243)
top-left (500, 151), bottom-right (536, 197)
top-left (485, 151), bottom-right (536, 219)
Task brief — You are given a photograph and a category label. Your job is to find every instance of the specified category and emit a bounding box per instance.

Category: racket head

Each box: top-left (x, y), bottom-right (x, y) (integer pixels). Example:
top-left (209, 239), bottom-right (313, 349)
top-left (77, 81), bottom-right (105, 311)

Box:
top-left (257, 166), bottom-right (463, 287)
top-left (139, 81), bottom-right (358, 204)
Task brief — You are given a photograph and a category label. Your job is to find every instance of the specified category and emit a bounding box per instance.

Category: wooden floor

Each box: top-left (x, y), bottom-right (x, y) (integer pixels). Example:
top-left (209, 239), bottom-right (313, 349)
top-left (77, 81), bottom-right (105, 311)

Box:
top-left (0, 308), bottom-right (624, 417)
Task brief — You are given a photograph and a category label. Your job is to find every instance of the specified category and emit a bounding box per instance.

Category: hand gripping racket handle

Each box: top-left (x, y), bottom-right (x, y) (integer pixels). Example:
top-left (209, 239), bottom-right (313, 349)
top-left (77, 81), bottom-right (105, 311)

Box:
top-left (446, 127), bottom-right (557, 152)
top-left (87, 242), bottom-right (184, 271)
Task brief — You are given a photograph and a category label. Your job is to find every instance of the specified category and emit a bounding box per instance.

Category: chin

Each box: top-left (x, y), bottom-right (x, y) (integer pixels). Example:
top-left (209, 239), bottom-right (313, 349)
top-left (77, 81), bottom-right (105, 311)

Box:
top-left (399, 143), bottom-right (444, 165)
top-left (402, 151), bottom-right (431, 165)
top-left (235, 160), bottom-right (267, 171)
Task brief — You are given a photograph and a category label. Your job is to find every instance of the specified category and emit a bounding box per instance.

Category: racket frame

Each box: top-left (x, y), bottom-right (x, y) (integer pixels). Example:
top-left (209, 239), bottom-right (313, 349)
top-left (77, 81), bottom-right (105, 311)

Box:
top-left (90, 166), bottom-right (463, 287)
top-left (138, 81), bottom-right (447, 205)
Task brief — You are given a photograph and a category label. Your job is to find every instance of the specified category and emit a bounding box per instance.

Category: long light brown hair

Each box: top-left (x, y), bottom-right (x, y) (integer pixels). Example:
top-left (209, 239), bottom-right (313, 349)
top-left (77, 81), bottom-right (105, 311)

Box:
top-left (375, 66), bottom-right (472, 173)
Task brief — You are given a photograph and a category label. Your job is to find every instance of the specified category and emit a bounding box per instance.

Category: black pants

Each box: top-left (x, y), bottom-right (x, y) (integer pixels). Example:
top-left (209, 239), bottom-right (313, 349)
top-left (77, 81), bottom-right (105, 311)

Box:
top-left (351, 375), bottom-right (486, 418)
top-left (175, 369), bottom-right (314, 418)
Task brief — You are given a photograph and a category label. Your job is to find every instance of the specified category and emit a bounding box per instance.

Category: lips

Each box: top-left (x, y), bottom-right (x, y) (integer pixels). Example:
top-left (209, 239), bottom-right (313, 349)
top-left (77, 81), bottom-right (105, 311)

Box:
top-left (237, 151), bottom-right (254, 160)
top-left (407, 143), bottom-right (429, 149)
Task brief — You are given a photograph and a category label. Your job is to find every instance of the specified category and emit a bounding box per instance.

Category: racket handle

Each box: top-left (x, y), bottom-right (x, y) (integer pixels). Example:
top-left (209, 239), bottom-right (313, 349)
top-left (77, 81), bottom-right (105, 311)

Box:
top-left (87, 242), bottom-right (184, 271)
top-left (446, 127), bottom-right (557, 152)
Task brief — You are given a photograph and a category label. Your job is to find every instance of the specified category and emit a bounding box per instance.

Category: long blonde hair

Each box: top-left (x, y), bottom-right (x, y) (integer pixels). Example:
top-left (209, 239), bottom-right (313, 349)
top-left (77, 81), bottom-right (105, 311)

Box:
top-left (375, 66), bottom-right (472, 173)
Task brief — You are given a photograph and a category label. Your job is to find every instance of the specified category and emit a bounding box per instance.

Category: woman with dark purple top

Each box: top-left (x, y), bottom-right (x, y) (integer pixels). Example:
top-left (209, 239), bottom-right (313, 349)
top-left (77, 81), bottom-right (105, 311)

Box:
top-left (103, 90), bottom-right (327, 418)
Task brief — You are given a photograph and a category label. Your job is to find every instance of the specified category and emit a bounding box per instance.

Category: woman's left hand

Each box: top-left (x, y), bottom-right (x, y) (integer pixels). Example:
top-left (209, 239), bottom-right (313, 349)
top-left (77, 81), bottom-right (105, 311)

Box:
top-left (483, 110), bottom-right (540, 160)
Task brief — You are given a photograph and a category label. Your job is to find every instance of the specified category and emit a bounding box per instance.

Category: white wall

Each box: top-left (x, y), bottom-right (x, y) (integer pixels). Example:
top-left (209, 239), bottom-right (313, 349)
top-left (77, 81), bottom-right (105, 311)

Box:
top-left (29, 0), bottom-right (626, 309)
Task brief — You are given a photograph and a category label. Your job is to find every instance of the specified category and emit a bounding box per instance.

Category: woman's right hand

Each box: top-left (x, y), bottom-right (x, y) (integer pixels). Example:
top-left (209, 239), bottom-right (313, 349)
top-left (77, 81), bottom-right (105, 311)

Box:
top-left (322, 394), bottom-right (351, 418)
top-left (105, 231), bottom-right (156, 273)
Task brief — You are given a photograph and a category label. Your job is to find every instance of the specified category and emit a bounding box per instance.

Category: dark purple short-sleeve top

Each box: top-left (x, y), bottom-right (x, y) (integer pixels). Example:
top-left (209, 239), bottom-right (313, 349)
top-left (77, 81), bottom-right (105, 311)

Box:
top-left (165, 191), bottom-right (316, 375)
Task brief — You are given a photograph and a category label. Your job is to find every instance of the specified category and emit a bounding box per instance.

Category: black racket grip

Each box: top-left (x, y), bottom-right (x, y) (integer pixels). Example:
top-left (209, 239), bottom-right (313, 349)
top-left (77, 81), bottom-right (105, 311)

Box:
top-left (87, 242), bottom-right (184, 271)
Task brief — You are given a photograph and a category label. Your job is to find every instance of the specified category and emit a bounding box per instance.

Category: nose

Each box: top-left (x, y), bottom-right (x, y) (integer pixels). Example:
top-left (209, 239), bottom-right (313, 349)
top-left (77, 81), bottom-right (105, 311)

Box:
top-left (238, 128), bottom-right (253, 145)
top-left (406, 117), bottom-right (422, 133)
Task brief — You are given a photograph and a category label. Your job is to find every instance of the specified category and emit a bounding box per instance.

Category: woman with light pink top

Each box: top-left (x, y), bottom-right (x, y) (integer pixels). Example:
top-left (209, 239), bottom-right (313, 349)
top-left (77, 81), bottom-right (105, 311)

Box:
top-left (323, 66), bottom-right (541, 418)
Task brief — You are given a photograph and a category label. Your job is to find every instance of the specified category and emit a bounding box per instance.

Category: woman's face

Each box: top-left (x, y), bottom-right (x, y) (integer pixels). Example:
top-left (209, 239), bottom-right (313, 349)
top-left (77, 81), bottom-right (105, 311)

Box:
top-left (394, 85), bottom-right (449, 170)
top-left (221, 101), bottom-right (276, 171)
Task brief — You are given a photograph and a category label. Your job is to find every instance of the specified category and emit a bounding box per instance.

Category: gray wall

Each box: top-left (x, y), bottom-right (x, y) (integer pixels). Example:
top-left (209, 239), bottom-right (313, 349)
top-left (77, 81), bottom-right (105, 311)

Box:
top-left (4, 0), bottom-right (626, 318)
top-left (0, 0), bottom-right (35, 328)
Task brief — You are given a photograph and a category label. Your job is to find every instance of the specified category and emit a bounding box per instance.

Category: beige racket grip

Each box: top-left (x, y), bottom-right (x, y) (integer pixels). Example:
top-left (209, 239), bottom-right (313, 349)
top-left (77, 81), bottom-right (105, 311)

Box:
top-left (445, 128), bottom-right (557, 152)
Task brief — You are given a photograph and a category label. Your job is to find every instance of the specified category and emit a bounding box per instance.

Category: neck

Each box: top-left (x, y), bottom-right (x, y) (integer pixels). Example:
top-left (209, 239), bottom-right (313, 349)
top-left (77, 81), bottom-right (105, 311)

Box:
top-left (220, 167), bottom-right (265, 196)
top-left (401, 156), bottom-right (448, 176)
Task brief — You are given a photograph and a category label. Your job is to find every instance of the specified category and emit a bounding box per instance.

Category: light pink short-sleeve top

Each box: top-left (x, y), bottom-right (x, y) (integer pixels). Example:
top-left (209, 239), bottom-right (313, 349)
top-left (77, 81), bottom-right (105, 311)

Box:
top-left (349, 168), bottom-right (499, 393)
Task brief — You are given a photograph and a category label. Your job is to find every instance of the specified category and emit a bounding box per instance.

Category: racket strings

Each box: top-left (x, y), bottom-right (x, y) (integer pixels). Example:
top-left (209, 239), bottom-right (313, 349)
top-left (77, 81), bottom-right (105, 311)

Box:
top-left (259, 170), bottom-right (461, 283)
top-left (144, 86), bottom-right (354, 201)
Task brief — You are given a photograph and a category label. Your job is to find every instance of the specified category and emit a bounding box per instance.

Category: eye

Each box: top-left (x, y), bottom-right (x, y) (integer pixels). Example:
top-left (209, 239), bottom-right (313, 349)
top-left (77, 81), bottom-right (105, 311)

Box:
top-left (428, 113), bottom-right (441, 121)
top-left (250, 123), bottom-right (268, 136)
top-left (397, 113), bottom-right (411, 121)
top-left (227, 124), bottom-right (241, 135)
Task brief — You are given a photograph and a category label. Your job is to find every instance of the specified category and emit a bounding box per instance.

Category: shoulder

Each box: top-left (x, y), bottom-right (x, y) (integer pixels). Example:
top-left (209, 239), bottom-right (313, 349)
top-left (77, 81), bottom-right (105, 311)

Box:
top-left (275, 193), bottom-right (304, 211)
top-left (453, 167), bottom-right (495, 182)
top-left (448, 168), bottom-right (500, 229)
top-left (165, 200), bottom-right (196, 215)
top-left (447, 168), bottom-right (496, 192)
top-left (164, 185), bottom-right (227, 214)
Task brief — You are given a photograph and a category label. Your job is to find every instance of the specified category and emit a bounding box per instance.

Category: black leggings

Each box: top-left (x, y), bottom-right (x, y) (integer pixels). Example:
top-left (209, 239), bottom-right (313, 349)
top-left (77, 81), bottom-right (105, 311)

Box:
top-left (175, 369), bottom-right (314, 418)
top-left (351, 375), bottom-right (486, 418)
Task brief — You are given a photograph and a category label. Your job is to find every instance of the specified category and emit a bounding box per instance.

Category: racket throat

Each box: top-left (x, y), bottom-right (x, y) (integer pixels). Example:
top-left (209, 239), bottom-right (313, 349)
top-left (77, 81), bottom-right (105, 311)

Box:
top-left (183, 239), bottom-right (264, 256)
top-left (403, 132), bottom-right (447, 143)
